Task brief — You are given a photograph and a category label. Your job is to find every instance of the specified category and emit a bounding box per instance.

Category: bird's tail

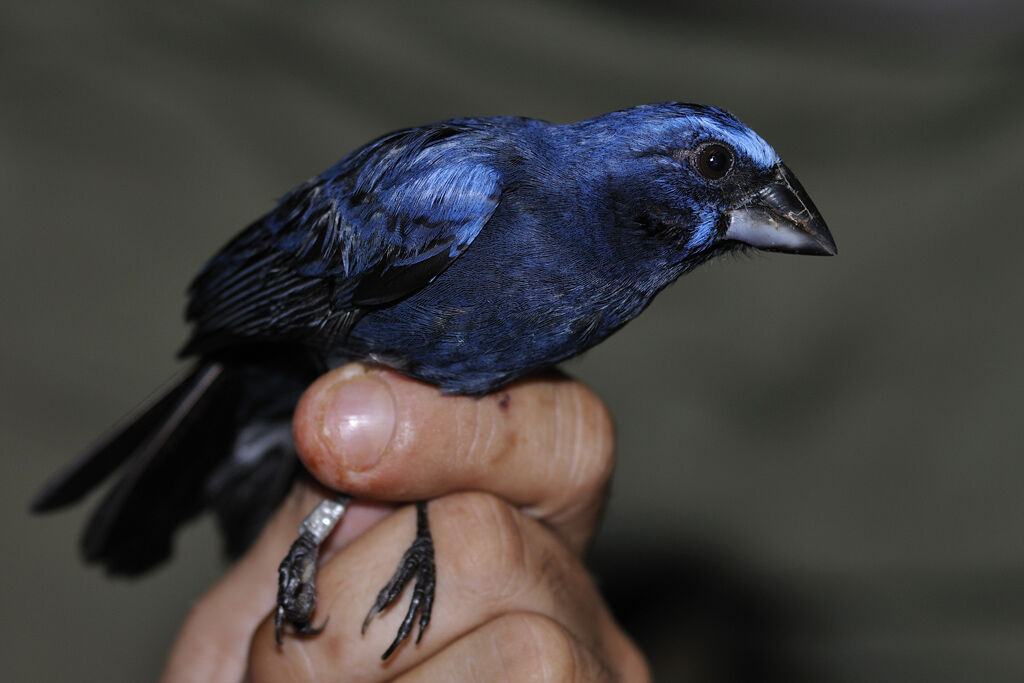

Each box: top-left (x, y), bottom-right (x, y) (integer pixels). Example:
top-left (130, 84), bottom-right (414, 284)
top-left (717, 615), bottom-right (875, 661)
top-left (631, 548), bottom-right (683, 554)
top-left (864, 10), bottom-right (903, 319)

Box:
top-left (31, 360), bottom-right (302, 575)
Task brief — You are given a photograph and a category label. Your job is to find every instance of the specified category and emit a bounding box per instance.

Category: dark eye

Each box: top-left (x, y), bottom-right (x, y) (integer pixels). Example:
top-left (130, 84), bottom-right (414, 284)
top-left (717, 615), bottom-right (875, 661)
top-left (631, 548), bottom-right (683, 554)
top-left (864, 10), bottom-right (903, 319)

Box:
top-left (694, 143), bottom-right (734, 181)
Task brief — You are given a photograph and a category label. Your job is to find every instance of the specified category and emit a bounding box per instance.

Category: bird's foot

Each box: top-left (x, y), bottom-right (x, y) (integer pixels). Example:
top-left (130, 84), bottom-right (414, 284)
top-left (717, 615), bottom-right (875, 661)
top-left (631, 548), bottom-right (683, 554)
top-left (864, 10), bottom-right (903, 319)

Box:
top-left (362, 500), bottom-right (436, 660)
top-left (275, 531), bottom-right (326, 643)
top-left (274, 495), bottom-right (350, 644)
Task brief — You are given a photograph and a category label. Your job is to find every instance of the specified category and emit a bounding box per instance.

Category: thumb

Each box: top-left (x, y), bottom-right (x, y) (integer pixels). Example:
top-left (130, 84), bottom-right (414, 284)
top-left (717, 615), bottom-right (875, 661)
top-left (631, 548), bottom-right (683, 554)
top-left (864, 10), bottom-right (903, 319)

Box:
top-left (292, 363), bottom-right (615, 554)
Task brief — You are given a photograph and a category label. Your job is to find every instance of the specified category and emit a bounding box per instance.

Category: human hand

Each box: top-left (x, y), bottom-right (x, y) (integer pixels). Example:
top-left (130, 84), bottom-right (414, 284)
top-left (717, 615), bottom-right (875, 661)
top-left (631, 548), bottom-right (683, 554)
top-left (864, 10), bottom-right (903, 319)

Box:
top-left (161, 364), bottom-right (650, 681)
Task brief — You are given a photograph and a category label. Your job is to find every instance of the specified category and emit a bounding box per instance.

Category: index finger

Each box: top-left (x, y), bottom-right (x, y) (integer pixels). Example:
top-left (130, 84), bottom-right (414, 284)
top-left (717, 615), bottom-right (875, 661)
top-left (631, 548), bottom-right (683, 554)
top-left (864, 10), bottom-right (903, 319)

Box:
top-left (292, 364), bottom-right (615, 553)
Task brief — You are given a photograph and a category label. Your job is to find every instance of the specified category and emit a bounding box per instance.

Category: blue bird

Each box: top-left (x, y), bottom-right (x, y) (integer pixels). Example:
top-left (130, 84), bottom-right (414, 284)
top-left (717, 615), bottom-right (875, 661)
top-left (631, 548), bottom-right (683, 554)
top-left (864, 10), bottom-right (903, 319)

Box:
top-left (32, 103), bottom-right (835, 658)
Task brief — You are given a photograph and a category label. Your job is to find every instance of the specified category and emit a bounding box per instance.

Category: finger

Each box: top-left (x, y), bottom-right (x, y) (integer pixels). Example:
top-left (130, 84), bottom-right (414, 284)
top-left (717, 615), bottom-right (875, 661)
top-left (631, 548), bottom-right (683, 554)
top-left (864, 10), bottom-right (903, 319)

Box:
top-left (160, 480), bottom-right (390, 683)
top-left (293, 364), bottom-right (615, 553)
top-left (247, 493), bottom-right (646, 682)
top-left (393, 613), bottom-right (614, 682)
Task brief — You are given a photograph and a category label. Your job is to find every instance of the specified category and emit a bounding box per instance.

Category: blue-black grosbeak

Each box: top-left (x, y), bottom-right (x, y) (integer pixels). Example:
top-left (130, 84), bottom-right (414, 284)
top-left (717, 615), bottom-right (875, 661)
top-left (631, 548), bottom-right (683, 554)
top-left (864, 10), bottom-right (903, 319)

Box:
top-left (34, 103), bottom-right (835, 658)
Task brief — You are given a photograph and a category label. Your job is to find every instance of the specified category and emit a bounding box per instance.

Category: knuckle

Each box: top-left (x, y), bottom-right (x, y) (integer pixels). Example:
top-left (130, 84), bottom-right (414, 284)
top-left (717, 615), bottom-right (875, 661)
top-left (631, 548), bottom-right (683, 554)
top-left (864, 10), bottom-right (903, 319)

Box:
top-left (556, 383), bottom-right (616, 498)
top-left (488, 613), bottom-right (584, 682)
top-left (458, 394), bottom-right (516, 468)
top-left (437, 492), bottom-right (530, 602)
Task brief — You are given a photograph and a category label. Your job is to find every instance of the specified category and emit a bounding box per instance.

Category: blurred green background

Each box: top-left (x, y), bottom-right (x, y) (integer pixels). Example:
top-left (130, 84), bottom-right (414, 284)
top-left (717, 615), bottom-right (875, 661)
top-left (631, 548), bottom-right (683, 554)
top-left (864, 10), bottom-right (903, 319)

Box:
top-left (3, 1), bottom-right (1023, 680)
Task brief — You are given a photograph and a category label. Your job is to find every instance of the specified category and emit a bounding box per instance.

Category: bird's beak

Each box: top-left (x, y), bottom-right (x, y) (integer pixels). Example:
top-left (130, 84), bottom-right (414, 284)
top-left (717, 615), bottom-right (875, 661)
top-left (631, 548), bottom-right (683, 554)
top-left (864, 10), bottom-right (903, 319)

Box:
top-left (724, 163), bottom-right (837, 256)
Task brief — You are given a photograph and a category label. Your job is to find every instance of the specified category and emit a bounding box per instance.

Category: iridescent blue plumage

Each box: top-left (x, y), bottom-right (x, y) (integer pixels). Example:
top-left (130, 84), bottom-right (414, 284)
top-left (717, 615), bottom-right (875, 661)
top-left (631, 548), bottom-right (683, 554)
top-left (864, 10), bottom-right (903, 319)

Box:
top-left (183, 122), bottom-right (505, 351)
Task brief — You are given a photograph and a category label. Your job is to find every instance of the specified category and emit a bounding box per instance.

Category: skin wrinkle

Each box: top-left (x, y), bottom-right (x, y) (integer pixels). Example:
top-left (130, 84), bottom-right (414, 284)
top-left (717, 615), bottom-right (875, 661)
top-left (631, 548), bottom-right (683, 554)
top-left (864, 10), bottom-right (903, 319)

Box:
top-left (578, 636), bottom-right (615, 683)
top-left (445, 494), bottom-right (537, 618)
top-left (481, 393), bottom-right (518, 484)
top-left (493, 616), bottom-right (520, 683)
top-left (536, 541), bottom-right (576, 631)
top-left (321, 535), bottom-right (397, 620)
top-left (482, 496), bottom-right (531, 606)
top-left (542, 606), bottom-right (619, 683)
top-left (536, 538), bottom-right (613, 664)
top-left (580, 600), bottom-right (617, 676)
top-left (174, 625), bottom-right (233, 683)
top-left (573, 392), bottom-right (615, 550)
top-left (519, 384), bottom-right (614, 553)
top-left (538, 386), bottom-right (559, 488)
top-left (565, 385), bottom-right (587, 507)
top-left (249, 636), bottom-right (315, 683)
top-left (477, 501), bottom-right (579, 637)
top-left (462, 495), bottom-right (521, 580)
top-left (486, 394), bottom-right (511, 463)
top-left (551, 381), bottom-right (567, 499)
top-left (522, 615), bottom-right (554, 683)
top-left (449, 496), bottom-right (541, 615)
top-left (446, 389), bottom-right (465, 477)
top-left (290, 640), bottom-right (318, 683)
top-left (462, 393), bottom-right (486, 481)
top-left (531, 614), bottom-right (586, 683)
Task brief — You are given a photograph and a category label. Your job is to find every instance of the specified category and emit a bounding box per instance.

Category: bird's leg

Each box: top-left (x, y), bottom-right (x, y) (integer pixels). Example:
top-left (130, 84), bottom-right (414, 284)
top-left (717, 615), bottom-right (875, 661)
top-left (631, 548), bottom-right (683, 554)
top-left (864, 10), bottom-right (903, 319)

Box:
top-left (362, 500), bottom-right (436, 659)
top-left (275, 493), bottom-right (351, 644)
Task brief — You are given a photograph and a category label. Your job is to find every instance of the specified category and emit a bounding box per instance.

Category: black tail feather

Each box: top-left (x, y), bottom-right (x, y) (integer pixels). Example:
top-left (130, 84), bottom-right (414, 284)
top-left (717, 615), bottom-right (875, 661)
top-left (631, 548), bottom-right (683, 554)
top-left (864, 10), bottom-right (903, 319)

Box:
top-left (33, 354), bottom-right (313, 576)
top-left (80, 362), bottom-right (237, 574)
top-left (30, 365), bottom-right (207, 513)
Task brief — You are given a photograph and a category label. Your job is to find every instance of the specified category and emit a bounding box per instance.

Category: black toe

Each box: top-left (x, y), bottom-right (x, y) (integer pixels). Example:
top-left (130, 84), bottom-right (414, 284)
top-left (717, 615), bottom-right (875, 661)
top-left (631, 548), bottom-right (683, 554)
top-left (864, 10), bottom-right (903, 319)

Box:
top-left (362, 501), bottom-right (436, 659)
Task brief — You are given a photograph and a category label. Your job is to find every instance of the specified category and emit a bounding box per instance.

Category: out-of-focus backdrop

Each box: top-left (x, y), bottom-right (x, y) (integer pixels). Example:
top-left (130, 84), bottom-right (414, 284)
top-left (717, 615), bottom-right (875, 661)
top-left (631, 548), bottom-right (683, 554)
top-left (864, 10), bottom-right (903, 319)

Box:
top-left (3, 1), bottom-right (1022, 680)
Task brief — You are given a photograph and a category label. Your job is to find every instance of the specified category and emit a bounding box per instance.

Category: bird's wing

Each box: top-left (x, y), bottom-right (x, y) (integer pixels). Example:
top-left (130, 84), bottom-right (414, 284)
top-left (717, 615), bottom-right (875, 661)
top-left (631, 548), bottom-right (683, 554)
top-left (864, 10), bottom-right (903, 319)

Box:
top-left (181, 124), bottom-right (502, 356)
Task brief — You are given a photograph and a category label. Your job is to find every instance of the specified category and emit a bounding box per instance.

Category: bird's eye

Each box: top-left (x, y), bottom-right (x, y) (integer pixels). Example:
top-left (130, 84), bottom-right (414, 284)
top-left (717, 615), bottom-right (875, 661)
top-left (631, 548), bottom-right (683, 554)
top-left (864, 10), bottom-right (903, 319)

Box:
top-left (694, 143), bottom-right (734, 181)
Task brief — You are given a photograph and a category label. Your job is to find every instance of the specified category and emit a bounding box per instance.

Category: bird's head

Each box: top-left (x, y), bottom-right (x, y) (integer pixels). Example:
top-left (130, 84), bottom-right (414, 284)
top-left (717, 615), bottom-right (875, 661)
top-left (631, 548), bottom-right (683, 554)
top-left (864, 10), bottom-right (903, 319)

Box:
top-left (578, 103), bottom-right (835, 276)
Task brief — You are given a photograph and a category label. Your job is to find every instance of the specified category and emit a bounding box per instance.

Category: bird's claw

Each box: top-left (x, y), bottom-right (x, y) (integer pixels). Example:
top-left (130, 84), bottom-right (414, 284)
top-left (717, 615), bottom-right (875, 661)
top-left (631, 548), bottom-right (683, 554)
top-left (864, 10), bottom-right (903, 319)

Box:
top-left (363, 501), bottom-right (436, 659)
top-left (274, 530), bottom-right (325, 644)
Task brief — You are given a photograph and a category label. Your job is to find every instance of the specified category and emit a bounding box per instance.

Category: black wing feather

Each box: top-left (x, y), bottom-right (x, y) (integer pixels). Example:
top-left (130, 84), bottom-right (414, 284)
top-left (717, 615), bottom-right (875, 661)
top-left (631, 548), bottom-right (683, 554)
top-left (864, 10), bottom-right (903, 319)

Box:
top-left (181, 124), bottom-right (502, 357)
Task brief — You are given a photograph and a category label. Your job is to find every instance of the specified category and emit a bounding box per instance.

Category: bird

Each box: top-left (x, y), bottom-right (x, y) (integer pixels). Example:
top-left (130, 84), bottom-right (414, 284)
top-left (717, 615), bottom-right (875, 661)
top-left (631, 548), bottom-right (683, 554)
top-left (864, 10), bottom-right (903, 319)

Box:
top-left (32, 102), bottom-right (836, 659)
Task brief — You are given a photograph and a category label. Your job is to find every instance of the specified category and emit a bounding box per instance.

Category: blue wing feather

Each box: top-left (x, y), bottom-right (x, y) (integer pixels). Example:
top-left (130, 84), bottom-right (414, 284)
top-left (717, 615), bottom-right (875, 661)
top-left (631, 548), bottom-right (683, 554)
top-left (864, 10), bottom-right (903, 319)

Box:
top-left (182, 124), bottom-right (502, 355)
